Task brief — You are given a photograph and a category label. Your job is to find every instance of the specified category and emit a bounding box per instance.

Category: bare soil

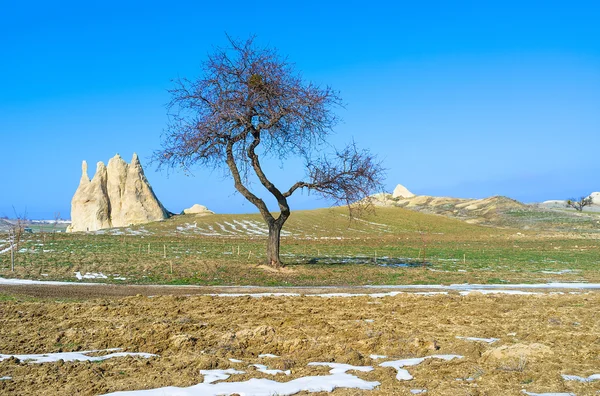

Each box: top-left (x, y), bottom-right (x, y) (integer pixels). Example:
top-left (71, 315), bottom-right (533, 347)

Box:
top-left (1, 292), bottom-right (599, 395)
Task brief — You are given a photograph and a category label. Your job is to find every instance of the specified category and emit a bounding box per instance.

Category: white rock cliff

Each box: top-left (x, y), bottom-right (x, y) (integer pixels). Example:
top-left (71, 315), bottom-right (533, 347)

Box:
top-left (68, 154), bottom-right (170, 232)
top-left (392, 184), bottom-right (416, 199)
top-left (183, 204), bottom-right (214, 215)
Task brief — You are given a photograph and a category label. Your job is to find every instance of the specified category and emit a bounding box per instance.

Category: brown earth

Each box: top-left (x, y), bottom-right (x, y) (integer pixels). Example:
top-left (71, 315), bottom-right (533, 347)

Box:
top-left (1, 293), bottom-right (599, 395)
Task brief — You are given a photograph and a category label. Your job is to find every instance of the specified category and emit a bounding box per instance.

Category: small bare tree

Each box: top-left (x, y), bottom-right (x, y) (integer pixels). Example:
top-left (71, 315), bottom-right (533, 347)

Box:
top-left (566, 196), bottom-right (593, 212)
top-left (156, 36), bottom-right (384, 267)
top-left (8, 208), bottom-right (28, 271)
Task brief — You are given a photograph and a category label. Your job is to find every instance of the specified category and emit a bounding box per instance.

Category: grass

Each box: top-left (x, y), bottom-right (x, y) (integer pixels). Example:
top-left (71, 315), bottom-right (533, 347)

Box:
top-left (0, 206), bottom-right (599, 286)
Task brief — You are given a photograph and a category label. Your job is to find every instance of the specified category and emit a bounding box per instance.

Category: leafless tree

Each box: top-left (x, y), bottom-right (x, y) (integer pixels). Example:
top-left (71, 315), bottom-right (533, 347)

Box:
top-left (8, 208), bottom-right (28, 271)
top-left (566, 196), bottom-right (593, 212)
top-left (156, 35), bottom-right (384, 267)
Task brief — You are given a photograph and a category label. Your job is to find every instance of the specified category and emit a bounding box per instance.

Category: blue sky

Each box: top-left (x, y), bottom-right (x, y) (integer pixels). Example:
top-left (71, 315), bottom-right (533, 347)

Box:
top-left (1, 1), bottom-right (599, 219)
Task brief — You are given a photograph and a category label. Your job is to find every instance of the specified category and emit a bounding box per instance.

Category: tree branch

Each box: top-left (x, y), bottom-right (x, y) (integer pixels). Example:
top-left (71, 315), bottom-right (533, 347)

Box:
top-left (225, 140), bottom-right (274, 223)
top-left (247, 130), bottom-right (290, 224)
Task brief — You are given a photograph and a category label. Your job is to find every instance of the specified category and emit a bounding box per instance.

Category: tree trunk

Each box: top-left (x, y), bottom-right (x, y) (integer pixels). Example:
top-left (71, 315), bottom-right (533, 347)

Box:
top-left (266, 222), bottom-right (283, 267)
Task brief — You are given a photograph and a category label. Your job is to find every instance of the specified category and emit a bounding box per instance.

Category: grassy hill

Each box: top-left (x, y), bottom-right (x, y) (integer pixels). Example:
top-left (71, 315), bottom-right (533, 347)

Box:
top-left (1, 204), bottom-right (599, 286)
top-left (371, 194), bottom-right (600, 233)
top-left (143, 206), bottom-right (493, 239)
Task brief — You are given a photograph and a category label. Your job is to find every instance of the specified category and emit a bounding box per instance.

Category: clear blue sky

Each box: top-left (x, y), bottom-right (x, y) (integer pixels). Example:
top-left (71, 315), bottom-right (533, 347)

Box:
top-left (1, 0), bottom-right (599, 219)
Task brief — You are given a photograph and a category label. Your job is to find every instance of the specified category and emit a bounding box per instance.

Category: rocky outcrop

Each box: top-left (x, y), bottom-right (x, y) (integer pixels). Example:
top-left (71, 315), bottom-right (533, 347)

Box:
top-left (589, 192), bottom-right (600, 205)
top-left (392, 184), bottom-right (415, 199)
top-left (68, 161), bottom-right (112, 232)
top-left (68, 154), bottom-right (170, 232)
top-left (183, 204), bottom-right (214, 215)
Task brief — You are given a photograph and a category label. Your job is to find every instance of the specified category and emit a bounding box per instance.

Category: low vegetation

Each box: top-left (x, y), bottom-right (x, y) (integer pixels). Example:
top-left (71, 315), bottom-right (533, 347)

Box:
top-left (1, 206), bottom-right (599, 286)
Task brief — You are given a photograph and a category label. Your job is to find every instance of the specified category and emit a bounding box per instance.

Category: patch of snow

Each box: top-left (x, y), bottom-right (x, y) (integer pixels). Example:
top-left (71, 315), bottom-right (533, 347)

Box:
top-left (233, 220), bottom-right (269, 236)
top-left (459, 290), bottom-right (538, 295)
top-left (258, 354), bottom-right (279, 358)
top-left (102, 362), bottom-right (380, 395)
top-left (522, 391), bottom-right (575, 396)
top-left (0, 277), bottom-right (102, 286)
top-left (228, 358), bottom-right (243, 363)
top-left (411, 390), bottom-right (427, 394)
top-left (201, 369), bottom-right (245, 384)
top-left (214, 223), bottom-right (236, 235)
top-left (369, 355), bottom-right (387, 360)
top-left (456, 336), bottom-right (499, 344)
top-left (31, 219), bottom-right (70, 224)
top-left (541, 269), bottom-right (578, 275)
top-left (0, 376), bottom-right (11, 381)
top-left (0, 348), bottom-right (156, 364)
top-left (380, 355), bottom-right (463, 381)
top-left (365, 283), bottom-right (600, 290)
top-left (561, 373), bottom-right (600, 382)
top-left (252, 364), bottom-right (291, 376)
top-left (74, 272), bottom-right (108, 280)
top-left (364, 319), bottom-right (374, 323)
top-left (338, 214), bottom-right (392, 230)
top-left (414, 292), bottom-right (449, 295)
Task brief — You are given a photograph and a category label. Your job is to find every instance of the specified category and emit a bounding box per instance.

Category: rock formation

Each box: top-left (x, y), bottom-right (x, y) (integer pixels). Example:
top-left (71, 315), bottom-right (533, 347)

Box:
top-left (589, 192), bottom-right (600, 205)
top-left (368, 192), bottom-right (394, 207)
top-left (392, 184), bottom-right (415, 199)
top-left (183, 204), bottom-right (214, 215)
top-left (68, 154), bottom-right (170, 232)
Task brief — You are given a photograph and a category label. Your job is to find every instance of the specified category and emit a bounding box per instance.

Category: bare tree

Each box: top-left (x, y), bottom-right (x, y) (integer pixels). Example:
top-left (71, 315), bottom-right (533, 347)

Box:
top-left (8, 208), bottom-right (28, 271)
top-left (156, 35), bottom-right (384, 267)
top-left (566, 196), bottom-right (593, 212)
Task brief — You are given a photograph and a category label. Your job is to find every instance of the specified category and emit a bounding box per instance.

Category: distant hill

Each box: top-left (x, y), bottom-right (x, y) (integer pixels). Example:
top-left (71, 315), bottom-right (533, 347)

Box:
top-left (371, 193), bottom-right (526, 225)
top-left (369, 189), bottom-right (600, 232)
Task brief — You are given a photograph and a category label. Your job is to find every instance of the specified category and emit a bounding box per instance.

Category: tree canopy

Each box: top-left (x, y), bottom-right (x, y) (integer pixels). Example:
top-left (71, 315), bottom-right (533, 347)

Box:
top-left (156, 36), bottom-right (384, 266)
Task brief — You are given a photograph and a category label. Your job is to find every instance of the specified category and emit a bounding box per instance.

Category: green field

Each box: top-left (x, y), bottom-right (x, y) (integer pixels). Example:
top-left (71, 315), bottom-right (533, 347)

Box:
top-left (1, 206), bottom-right (599, 286)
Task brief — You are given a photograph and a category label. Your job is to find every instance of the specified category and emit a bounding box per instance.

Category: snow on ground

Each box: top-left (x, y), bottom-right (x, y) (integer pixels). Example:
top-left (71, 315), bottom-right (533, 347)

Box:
top-left (258, 354), bottom-right (279, 358)
top-left (74, 272), bottom-right (126, 281)
top-left (102, 362), bottom-right (380, 396)
top-left (411, 390), bottom-right (427, 394)
top-left (522, 391), bottom-right (575, 396)
top-left (75, 272), bottom-right (108, 280)
top-left (365, 283), bottom-right (600, 290)
top-left (379, 355), bottom-right (463, 381)
top-left (251, 364), bottom-right (291, 376)
top-left (1, 277), bottom-right (600, 296)
top-left (561, 373), bottom-right (600, 382)
top-left (369, 355), bottom-right (387, 360)
top-left (31, 220), bottom-right (70, 224)
top-left (0, 376), bottom-right (11, 381)
top-left (228, 358), bottom-right (243, 363)
top-left (172, 219), bottom-right (292, 237)
top-left (0, 277), bottom-right (101, 286)
top-left (0, 349), bottom-right (156, 364)
top-left (540, 269), bottom-right (579, 275)
top-left (201, 369), bottom-right (245, 384)
top-left (456, 336), bottom-right (499, 344)
top-left (338, 214), bottom-right (392, 232)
